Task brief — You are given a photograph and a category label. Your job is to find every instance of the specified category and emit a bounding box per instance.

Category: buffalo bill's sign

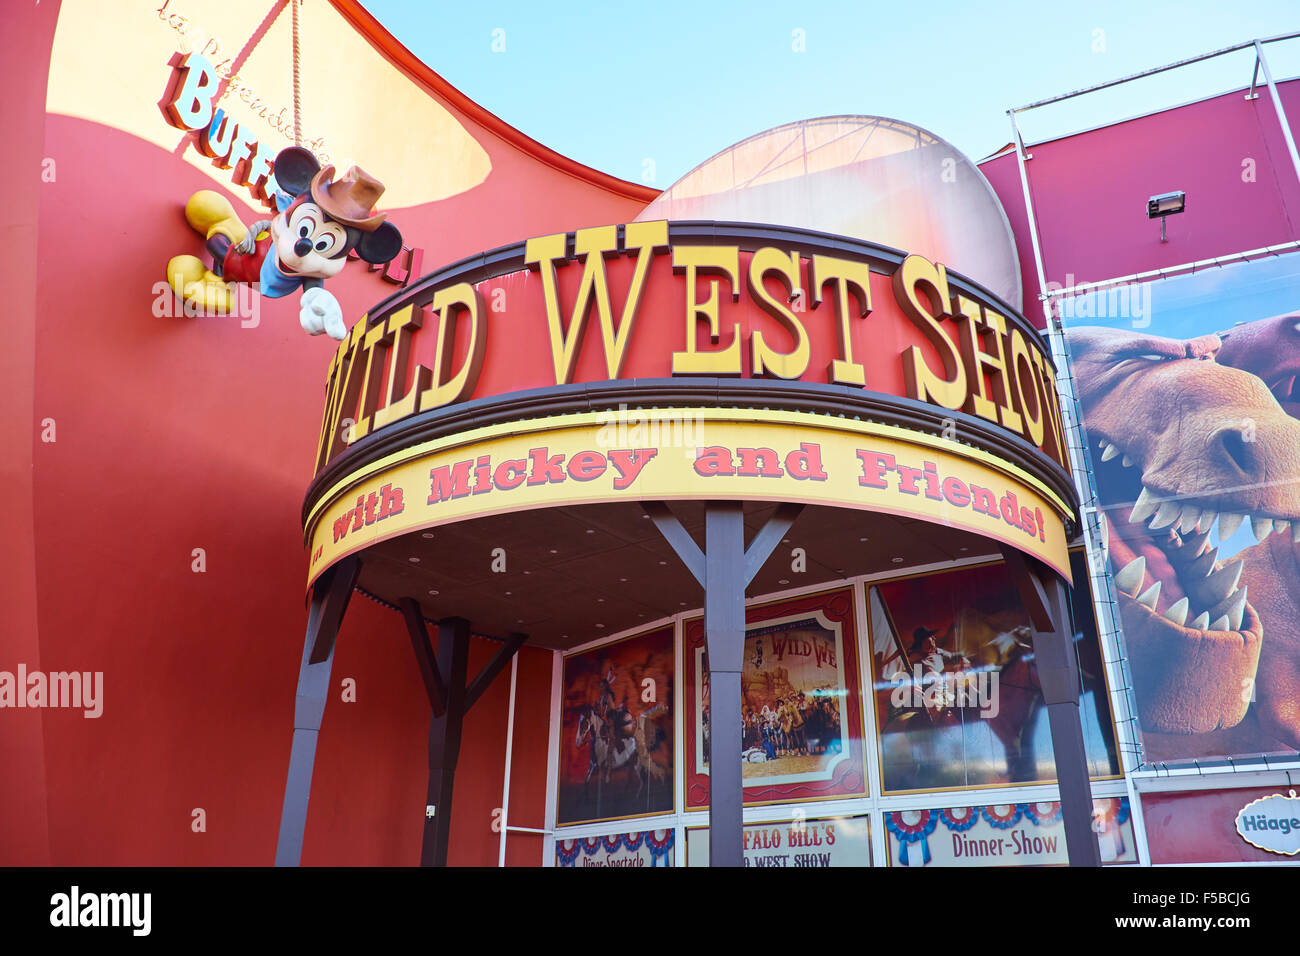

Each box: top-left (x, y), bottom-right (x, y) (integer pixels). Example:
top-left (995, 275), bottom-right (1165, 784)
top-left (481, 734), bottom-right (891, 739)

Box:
top-left (686, 815), bottom-right (871, 867)
top-left (162, 52), bottom-right (283, 208)
top-left (310, 223), bottom-right (1069, 477)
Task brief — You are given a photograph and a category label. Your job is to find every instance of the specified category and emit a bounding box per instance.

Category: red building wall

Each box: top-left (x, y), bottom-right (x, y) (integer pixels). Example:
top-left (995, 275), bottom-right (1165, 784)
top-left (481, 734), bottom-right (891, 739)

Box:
top-left (2, 0), bottom-right (653, 865)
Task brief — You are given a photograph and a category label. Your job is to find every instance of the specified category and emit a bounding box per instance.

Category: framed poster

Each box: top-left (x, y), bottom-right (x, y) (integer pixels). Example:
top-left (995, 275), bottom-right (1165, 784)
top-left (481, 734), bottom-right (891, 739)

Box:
top-left (556, 626), bottom-right (674, 826)
top-left (555, 830), bottom-right (674, 867)
top-left (869, 553), bottom-right (1120, 793)
top-left (883, 797), bottom-right (1137, 866)
top-left (684, 587), bottom-right (867, 809)
top-left (1061, 253), bottom-right (1300, 763)
top-left (686, 814), bottom-right (871, 867)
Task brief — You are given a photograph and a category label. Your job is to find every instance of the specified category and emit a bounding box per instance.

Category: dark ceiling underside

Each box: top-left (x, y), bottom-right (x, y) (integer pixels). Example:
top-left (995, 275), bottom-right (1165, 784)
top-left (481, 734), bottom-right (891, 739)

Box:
top-left (354, 501), bottom-right (1008, 650)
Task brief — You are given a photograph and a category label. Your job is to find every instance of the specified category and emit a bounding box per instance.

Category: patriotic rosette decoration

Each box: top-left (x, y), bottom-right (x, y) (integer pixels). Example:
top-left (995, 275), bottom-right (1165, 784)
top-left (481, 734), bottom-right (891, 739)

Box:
top-left (556, 839), bottom-right (583, 867)
top-left (938, 805), bottom-right (979, 832)
top-left (886, 810), bottom-right (937, 865)
top-left (1092, 798), bottom-right (1130, 862)
top-left (1092, 798), bottom-right (1128, 826)
top-left (556, 831), bottom-right (668, 867)
top-left (645, 829), bottom-right (674, 866)
top-left (980, 804), bottom-right (1024, 830)
top-left (1024, 802), bottom-right (1062, 827)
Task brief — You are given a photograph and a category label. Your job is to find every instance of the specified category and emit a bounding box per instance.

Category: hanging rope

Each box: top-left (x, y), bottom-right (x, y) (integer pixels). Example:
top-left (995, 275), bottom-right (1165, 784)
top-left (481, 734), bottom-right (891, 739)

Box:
top-left (291, 0), bottom-right (302, 147)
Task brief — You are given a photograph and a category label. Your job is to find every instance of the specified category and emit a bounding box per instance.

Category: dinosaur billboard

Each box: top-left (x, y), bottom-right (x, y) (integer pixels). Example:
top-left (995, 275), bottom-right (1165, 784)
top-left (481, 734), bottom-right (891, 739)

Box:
top-left (1062, 253), bottom-right (1300, 764)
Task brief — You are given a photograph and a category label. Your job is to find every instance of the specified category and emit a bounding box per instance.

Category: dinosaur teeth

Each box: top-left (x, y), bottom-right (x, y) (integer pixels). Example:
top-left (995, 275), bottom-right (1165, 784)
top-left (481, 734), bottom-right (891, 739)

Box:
top-left (1175, 529), bottom-right (1210, 559)
top-left (1190, 611), bottom-right (1210, 630)
top-left (1100, 442), bottom-right (1120, 462)
top-left (1149, 500), bottom-right (1182, 530)
top-left (1121, 455), bottom-right (1134, 468)
top-left (1217, 513), bottom-right (1245, 539)
top-left (1163, 596), bottom-right (1190, 627)
top-left (1136, 581), bottom-right (1162, 610)
top-left (1197, 509), bottom-right (1217, 534)
top-left (1178, 506), bottom-right (1201, 535)
top-left (1189, 558), bottom-right (1244, 607)
top-left (1114, 556), bottom-right (1146, 595)
top-left (1274, 519), bottom-right (1290, 536)
top-left (1130, 488), bottom-right (1158, 524)
top-left (1184, 547), bottom-right (1219, 579)
top-left (1252, 516), bottom-right (1275, 541)
top-left (1209, 615), bottom-right (1231, 632)
top-left (1205, 586), bottom-right (1247, 632)
top-left (1294, 523), bottom-right (1300, 543)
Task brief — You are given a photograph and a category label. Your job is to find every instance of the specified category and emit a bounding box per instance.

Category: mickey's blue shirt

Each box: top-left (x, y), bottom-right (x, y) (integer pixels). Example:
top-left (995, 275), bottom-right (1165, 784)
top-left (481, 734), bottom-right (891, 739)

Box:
top-left (259, 253), bottom-right (306, 298)
top-left (257, 189), bottom-right (307, 299)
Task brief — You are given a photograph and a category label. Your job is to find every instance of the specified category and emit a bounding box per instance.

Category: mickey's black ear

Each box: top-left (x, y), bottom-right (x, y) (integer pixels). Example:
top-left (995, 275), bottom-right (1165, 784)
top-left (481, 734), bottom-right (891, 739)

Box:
top-left (355, 222), bottom-right (403, 264)
top-left (273, 147), bottom-right (320, 197)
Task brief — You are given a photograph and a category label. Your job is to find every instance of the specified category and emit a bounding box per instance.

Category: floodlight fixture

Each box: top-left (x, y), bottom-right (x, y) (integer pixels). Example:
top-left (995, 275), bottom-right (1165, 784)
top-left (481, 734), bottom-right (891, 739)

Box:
top-left (1147, 191), bottom-right (1186, 242)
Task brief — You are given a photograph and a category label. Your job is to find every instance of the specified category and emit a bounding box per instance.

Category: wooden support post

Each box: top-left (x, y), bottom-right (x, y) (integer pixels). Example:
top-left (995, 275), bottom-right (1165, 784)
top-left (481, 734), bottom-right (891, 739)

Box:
top-left (646, 501), bottom-right (803, 867)
top-left (1001, 545), bottom-right (1102, 867)
top-left (274, 556), bottom-right (360, 867)
top-left (400, 604), bottom-right (528, 867)
top-left (704, 502), bottom-right (746, 868)
top-left (423, 616), bottom-right (469, 868)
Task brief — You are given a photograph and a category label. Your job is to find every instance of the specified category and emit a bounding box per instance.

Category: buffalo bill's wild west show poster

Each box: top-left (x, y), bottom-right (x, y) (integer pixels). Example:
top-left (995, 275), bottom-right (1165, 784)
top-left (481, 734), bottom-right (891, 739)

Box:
top-left (870, 555), bottom-right (1121, 792)
top-left (685, 815), bottom-right (871, 867)
top-left (1062, 254), bottom-right (1300, 764)
top-left (557, 627), bottom-right (674, 825)
top-left (684, 588), bottom-right (867, 808)
top-left (884, 798), bottom-right (1138, 866)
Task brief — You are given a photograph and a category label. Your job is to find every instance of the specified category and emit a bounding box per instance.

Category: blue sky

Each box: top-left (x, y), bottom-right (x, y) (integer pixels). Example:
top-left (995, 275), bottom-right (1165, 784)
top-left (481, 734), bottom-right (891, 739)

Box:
top-left (1067, 253), bottom-right (1300, 336)
top-left (364, 0), bottom-right (1300, 188)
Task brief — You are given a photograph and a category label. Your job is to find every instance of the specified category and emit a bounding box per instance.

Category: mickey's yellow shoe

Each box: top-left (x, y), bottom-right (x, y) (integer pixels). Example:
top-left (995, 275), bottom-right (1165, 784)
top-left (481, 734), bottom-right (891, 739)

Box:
top-left (166, 254), bottom-right (236, 315)
top-left (183, 190), bottom-right (249, 245)
top-left (166, 255), bottom-right (206, 299)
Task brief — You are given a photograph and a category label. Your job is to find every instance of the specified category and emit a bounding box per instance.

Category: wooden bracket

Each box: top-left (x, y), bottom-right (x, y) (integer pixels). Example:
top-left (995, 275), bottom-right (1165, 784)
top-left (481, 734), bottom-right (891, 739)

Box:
top-left (399, 597), bottom-right (447, 717)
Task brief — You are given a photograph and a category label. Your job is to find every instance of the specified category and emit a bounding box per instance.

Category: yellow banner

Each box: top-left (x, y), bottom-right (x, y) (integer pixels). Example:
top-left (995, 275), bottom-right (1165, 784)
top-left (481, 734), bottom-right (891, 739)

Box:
top-left (305, 413), bottom-right (1072, 587)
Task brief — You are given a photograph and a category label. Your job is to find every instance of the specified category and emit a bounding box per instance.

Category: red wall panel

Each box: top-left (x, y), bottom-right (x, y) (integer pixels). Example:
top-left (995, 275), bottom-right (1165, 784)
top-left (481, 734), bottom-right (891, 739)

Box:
top-left (982, 82), bottom-right (1300, 318)
top-left (7, 1), bottom-right (646, 865)
top-left (1142, 786), bottom-right (1300, 865)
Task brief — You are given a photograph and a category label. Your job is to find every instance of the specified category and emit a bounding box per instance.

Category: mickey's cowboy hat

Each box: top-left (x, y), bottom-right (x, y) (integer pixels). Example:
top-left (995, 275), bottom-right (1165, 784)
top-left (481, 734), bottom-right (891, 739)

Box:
top-left (310, 164), bottom-right (387, 231)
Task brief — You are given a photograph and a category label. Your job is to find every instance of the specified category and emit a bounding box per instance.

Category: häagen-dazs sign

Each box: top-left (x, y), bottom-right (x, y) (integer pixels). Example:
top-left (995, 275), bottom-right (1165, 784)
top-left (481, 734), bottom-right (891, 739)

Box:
top-left (1234, 790), bottom-right (1300, 856)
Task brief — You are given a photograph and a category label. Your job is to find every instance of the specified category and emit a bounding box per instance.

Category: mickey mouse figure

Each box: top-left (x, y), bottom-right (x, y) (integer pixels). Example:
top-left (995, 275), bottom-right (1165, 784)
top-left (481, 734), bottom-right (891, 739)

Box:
top-left (167, 146), bottom-right (403, 340)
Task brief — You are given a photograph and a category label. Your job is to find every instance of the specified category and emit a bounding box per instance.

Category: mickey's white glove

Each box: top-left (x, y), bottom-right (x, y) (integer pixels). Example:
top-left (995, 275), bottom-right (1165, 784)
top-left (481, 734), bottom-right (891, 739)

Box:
top-left (299, 287), bottom-right (346, 340)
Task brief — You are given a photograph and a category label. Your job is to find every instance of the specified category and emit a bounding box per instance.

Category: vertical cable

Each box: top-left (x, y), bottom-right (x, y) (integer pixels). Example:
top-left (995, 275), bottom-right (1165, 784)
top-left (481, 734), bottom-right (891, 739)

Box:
top-left (291, 0), bottom-right (302, 147)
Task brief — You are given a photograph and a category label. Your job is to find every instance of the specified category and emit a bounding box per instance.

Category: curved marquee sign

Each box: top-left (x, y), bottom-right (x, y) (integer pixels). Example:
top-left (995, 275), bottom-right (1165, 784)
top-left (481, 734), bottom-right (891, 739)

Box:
top-left (304, 221), bottom-right (1077, 586)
